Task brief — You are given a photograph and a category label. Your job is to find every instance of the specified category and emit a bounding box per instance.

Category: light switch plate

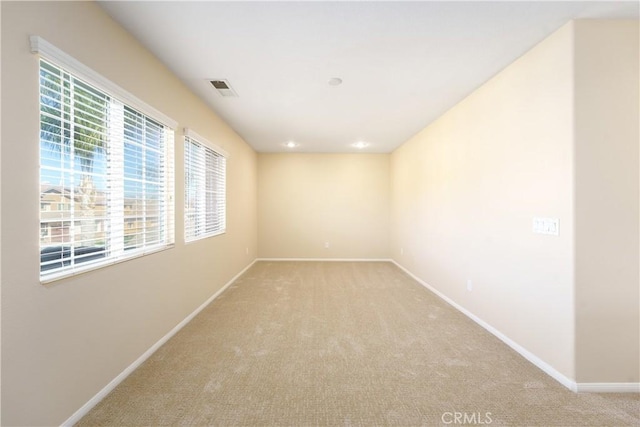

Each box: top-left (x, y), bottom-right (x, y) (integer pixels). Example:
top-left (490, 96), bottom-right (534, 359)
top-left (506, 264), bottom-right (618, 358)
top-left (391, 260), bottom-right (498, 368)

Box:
top-left (533, 217), bottom-right (559, 236)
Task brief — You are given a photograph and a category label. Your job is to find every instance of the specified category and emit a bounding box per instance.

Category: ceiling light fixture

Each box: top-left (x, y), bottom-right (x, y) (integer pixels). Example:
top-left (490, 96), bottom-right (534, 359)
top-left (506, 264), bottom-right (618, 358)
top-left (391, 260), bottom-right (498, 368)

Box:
top-left (328, 77), bottom-right (343, 86)
top-left (352, 141), bottom-right (369, 149)
top-left (284, 141), bottom-right (298, 148)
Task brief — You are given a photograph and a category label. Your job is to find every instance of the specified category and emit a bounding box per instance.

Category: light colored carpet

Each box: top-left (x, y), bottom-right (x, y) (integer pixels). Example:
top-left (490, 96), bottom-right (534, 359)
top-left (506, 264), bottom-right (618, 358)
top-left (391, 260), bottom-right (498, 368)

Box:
top-left (77, 261), bottom-right (639, 426)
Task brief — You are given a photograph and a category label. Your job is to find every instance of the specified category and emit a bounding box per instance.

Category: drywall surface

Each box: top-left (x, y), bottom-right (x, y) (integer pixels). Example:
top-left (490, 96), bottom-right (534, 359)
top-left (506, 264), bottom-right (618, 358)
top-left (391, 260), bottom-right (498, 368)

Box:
top-left (258, 153), bottom-right (390, 259)
top-left (574, 20), bottom-right (639, 383)
top-left (391, 24), bottom-right (576, 379)
top-left (1, 2), bottom-right (257, 425)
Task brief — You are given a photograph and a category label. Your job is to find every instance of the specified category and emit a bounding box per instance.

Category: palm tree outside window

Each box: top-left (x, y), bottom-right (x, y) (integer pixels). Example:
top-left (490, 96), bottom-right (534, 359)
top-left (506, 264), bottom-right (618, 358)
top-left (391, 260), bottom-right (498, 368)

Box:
top-left (38, 54), bottom-right (174, 281)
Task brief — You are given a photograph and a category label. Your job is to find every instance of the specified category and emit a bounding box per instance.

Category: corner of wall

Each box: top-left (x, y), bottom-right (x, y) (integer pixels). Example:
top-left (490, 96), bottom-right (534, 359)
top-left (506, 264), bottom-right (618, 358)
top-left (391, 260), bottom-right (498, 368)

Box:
top-left (573, 19), bottom-right (640, 384)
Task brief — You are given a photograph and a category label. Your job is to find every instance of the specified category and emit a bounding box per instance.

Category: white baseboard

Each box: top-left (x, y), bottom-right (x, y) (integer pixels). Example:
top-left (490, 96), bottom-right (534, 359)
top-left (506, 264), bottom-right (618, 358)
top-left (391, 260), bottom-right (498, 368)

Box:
top-left (576, 383), bottom-right (640, 393)
top-left (390, 260), bottom-right (579, 393)
top-left (61, 259), bottom-right (258, 427)
top-left (265, 259), bottom-right (639, 393)
top-left (256, 258), bottom-right (393, 262)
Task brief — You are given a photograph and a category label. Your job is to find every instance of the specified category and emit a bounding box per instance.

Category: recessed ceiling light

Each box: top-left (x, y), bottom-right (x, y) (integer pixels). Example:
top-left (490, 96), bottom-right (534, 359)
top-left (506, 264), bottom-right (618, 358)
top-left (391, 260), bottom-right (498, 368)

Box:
top-left (328, 77), bottom-right (343, 86)
top-left (284, 141), bottom-right (298, 148)
top-left (352, 141), bottom-right (369, 149)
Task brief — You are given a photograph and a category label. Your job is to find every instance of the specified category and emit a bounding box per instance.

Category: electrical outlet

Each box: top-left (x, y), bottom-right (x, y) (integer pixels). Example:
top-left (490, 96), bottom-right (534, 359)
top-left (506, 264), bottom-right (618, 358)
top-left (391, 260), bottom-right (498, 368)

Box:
top-left (324, 242), bottom-right (330, 249)
top-left (245, 247), bottom-right (249, 255)
top-left (400, 248), bottom-right (404, 256)
top-left (467, 279), bottom-right (473, 292)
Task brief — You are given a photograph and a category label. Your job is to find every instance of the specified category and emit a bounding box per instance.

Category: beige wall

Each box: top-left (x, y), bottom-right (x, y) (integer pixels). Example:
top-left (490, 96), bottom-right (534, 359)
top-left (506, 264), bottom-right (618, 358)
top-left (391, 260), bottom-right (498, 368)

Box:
top-left (258, 153), bottom-right (389, 259)
top-left (391, 24), bottom-right (577, 379)
top-left (574, 20), bottom-right (639, 383)
top-left (1, 6), bottom-right (636, 426)
top-left (391, 19), bottom-right (640, 386)
top-left (1, 2), bottom-right (257, 426)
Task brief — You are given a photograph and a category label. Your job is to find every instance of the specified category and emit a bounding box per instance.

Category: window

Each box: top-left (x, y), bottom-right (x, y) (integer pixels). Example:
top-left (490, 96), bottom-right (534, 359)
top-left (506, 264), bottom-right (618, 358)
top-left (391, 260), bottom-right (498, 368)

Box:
top-left (34, 37), bottom-right (176, 282)
top-left (184, 129), bottom-right (227, 242)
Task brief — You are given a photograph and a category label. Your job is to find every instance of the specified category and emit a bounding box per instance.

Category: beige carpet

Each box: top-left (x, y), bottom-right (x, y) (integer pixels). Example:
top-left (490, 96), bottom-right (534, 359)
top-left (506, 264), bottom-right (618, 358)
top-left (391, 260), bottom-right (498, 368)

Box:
top-left (77, 261), bottom-right (639, 426)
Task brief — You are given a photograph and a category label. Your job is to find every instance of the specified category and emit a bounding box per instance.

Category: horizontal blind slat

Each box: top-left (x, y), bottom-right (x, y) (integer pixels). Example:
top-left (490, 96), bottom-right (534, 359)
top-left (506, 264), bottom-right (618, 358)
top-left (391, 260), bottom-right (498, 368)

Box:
top-left (184, 135), bottom-right (226, 242)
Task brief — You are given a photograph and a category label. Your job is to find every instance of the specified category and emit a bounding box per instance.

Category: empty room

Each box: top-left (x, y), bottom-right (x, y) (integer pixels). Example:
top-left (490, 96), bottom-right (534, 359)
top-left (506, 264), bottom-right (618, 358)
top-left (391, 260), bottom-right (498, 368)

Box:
top-left (1, 1), bottom-right (639, 426)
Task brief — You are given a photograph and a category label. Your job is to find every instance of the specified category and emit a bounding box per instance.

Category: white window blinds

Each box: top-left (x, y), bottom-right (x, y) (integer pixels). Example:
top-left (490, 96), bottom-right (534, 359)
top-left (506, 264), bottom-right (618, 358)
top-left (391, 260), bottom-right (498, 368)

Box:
top-left (37, 49), bottom-right (175, 282)
top-left (184, 129), bottom-right (227, 242)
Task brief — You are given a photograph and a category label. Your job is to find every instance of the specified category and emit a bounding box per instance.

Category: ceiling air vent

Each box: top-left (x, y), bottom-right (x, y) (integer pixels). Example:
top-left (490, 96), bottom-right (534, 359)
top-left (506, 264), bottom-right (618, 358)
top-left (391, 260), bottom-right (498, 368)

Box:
top-left (209, 79), bottom-right (238, 97)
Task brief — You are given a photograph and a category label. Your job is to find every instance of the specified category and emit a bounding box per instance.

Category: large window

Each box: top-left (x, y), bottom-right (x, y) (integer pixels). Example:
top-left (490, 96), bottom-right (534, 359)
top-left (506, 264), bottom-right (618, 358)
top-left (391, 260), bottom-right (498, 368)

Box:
top-left (184, 130), bottom-right (227, 242)
top-left (36, 38), bottom-right (175, 282)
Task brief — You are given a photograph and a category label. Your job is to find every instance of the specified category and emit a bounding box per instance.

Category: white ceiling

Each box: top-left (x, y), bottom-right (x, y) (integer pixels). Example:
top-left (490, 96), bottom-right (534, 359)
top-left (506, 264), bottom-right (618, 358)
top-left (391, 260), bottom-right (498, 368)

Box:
top-left (99, 1), bottom-right (638, 153)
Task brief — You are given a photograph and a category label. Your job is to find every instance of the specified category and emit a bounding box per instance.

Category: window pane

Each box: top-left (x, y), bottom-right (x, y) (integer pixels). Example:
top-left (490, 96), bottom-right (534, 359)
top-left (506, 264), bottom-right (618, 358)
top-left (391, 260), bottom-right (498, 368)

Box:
top-left (39, 60), bottom-right (109, 277)
top-left (184, 135), bottom-right (226, 242)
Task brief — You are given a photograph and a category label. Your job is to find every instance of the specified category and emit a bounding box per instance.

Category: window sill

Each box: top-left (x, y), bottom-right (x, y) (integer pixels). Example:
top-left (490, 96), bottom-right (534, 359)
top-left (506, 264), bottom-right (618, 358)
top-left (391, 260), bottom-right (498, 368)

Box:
top-left (40, 243), bottom-right (175, 285)
top-left (184, 229), bottom-right (226, 244)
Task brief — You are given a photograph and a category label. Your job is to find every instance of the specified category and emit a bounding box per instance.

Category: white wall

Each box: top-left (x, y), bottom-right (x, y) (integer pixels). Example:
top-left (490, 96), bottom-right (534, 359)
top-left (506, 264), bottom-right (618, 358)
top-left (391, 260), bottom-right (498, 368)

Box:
top-left (258, 153), bottom-right (389, 259)
top-left (1, 2), bottom-right (257, 425)
top-left (391, 24), bottom-right (576, 379)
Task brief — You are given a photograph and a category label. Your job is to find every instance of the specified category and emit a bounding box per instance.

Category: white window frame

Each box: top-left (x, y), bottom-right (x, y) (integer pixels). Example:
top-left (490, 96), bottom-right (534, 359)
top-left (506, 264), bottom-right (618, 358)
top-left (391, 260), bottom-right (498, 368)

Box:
top-left (33, 36), bottom-right (176, 283)
top-left (183, 128), bottom-right (228, 243)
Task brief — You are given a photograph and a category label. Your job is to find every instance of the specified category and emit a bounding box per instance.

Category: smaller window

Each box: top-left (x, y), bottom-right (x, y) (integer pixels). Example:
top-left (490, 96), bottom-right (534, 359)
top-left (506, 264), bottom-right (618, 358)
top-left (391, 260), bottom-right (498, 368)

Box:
top-left (184, 129), bottom-right (227, 242)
